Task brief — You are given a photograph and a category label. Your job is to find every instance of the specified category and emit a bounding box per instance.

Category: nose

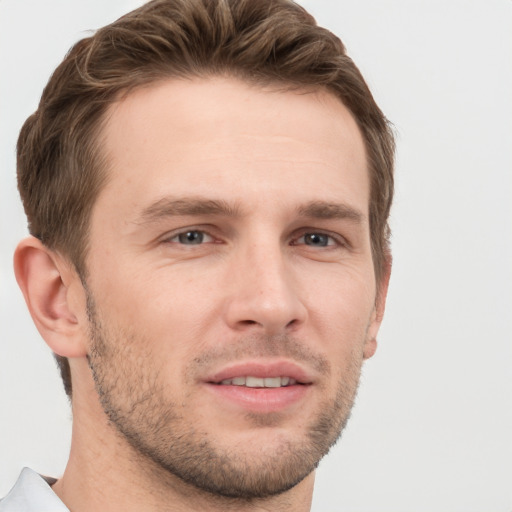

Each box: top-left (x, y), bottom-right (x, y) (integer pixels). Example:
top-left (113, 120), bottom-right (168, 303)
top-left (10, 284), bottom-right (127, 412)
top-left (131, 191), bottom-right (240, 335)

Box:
top-left (223, 241), bottom-right (307, 335)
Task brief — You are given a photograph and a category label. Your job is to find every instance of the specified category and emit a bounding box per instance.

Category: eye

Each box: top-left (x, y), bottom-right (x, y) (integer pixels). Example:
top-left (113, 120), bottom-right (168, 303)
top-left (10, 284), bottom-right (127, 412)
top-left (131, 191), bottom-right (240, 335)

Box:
top-left (296, 232), bottom-right (336, 247)
top-left (168, 230), bottom-right (213, 245)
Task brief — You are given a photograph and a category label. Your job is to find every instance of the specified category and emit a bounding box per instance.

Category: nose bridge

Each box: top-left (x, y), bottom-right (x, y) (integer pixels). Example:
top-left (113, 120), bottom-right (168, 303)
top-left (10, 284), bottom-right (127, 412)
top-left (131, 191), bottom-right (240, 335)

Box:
top-left (224, 231), bottom-right (306, 333)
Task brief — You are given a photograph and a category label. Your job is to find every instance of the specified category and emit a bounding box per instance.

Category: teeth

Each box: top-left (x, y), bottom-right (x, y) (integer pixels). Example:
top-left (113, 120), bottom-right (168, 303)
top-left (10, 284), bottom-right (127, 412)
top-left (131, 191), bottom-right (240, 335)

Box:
top-left (246, 376), bottom-right (264, 387)
top-left (218, 376), bottom-right (296, 387)
top-left (264, 377), bottom-right (281, 388)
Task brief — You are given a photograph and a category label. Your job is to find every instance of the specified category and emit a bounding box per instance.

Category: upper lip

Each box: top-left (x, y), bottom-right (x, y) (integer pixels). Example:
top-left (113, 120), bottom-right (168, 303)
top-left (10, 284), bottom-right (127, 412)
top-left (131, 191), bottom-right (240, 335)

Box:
top-left (204, 360), bottom-right (315, 385)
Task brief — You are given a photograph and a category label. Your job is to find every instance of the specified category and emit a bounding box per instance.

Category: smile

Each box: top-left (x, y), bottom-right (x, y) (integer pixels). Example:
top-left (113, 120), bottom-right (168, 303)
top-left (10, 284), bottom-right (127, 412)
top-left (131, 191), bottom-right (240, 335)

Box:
top-left (203, 361), bottom-right (313, 413)
top-left (218, 376), bottom-right (297, 387)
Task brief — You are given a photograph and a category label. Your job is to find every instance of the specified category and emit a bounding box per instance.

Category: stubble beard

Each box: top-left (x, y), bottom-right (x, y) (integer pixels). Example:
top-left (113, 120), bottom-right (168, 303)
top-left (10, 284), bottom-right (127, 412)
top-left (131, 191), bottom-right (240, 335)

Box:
top-left (85, 292), bottom-right (364, 501)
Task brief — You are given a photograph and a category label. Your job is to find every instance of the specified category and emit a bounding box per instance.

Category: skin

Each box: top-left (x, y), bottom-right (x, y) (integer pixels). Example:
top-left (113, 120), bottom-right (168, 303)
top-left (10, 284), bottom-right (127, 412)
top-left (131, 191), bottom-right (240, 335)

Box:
top-left (14, 77), bottom-right (390, 512)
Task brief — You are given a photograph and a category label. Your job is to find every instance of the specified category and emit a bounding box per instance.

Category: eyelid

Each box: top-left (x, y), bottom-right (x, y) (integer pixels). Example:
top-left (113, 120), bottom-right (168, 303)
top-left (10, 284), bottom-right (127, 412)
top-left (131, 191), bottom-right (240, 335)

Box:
top-left (160, 226), bottom-right (217, 244)
top-left (157, 225), bottom-right (349, 248)
top-left (291, 228), bottom-right (349, 248)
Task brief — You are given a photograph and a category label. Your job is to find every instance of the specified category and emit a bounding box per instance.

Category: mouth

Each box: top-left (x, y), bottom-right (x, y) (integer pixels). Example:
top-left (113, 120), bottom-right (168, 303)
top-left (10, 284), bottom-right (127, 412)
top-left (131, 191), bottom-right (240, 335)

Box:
top-left (205, 361), bottom-right (313, 387)
top-left (215, 376), bottom-right (298, 388)
top-left (203, 361), bottom-right (313, 413)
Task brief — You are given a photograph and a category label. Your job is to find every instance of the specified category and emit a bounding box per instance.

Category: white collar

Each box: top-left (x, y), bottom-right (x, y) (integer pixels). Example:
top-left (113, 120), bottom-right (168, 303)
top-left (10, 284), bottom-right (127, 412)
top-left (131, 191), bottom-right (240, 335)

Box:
top-left (0, 467), bottom-right (68, 511)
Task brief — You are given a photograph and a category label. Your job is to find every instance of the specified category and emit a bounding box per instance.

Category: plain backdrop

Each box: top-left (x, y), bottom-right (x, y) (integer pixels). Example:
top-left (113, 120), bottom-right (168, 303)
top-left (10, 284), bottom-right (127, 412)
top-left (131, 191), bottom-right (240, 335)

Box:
top-left (1, 1), bottom-right (511, 511)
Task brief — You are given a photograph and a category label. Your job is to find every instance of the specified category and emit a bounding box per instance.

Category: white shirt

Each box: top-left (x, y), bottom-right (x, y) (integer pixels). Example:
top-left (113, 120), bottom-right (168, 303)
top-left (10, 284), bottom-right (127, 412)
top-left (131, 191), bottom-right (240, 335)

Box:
top-left (0, 468), bottom-right (68, 511)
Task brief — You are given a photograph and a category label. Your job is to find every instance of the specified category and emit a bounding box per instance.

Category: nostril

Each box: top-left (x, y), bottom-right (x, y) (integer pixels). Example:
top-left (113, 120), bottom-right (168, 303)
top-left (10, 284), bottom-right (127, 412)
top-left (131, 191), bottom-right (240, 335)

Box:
top-left (236, 318), bottom-right (300, 331)
top-left (240, 320), bottom-right (258, 326)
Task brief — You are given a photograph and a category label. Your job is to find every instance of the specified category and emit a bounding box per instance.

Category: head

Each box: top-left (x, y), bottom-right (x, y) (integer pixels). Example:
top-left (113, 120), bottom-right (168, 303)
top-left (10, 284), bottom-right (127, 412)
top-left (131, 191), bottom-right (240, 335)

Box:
top-left (15, 0), bottom-right (394, 502)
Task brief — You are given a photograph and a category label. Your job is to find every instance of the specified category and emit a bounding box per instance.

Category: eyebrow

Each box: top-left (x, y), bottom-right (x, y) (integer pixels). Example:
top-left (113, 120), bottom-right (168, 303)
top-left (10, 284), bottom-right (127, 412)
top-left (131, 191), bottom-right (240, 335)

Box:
top-left (136, 197), bottom-right (242, 224)
top-left (136, 197), bottom-right (364, 226)
top-left (297, 201), bottom-right (365, 223)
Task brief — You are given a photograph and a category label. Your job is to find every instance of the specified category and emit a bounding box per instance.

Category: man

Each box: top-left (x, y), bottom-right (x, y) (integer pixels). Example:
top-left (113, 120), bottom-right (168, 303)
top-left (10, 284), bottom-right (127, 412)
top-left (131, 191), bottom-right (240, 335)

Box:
top-left (1, 0), bottom-right (394, 510)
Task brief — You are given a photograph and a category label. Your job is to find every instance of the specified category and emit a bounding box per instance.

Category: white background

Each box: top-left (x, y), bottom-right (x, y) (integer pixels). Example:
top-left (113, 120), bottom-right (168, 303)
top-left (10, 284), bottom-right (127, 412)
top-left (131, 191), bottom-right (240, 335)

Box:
top-left (1, 1), bottom-right (511, 510)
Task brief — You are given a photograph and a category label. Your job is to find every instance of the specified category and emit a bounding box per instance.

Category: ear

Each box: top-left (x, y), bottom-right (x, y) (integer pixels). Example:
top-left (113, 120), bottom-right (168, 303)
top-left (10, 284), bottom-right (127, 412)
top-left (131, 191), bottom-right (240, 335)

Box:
top-left (363, 255), bottom-right (392, 360)
top-left (13, 236), bottom-right (88, 358)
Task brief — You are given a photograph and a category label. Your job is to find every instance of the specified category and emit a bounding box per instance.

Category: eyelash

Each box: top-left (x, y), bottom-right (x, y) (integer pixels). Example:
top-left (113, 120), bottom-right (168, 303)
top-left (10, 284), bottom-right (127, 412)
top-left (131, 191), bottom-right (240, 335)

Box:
top-left (162, 228), bottom-right (347, 249)
top-left (292, 232), bottom-right (343, 248)
top-left (166, 229), bottom-right (215, 245)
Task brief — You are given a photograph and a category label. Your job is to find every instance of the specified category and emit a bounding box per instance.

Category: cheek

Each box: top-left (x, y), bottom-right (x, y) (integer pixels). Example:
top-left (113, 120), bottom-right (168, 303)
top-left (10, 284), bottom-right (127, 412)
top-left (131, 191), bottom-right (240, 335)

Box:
top-left (94, 265), bottom-right (221, 359)
top-left (308, 265), bottom-right (376, 348)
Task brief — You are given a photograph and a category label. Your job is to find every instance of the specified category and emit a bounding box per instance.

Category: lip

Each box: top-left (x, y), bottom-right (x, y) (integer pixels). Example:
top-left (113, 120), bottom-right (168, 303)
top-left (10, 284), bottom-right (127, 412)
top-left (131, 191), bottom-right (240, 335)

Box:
top-left (204, 360), bottom-right (315, 385)
top-left (202, 360), bottom-right (314, 414)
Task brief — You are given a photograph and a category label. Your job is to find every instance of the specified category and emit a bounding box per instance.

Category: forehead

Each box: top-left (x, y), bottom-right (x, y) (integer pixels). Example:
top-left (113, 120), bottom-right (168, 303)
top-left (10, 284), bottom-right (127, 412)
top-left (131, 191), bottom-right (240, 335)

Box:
top-left (95, 77), bottom-right (368, 221)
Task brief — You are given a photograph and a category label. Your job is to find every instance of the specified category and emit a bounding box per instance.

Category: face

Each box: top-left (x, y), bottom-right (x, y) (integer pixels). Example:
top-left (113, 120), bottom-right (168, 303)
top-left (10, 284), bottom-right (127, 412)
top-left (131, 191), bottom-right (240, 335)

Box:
top-left (84, 77), bottom-right (384, 499)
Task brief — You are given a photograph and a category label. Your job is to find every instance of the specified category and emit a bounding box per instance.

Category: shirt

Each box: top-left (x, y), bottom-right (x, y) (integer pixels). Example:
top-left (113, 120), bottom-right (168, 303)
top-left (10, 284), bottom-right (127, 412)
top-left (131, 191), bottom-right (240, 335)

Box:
top-left (0, 468), bottom-right (68, 511)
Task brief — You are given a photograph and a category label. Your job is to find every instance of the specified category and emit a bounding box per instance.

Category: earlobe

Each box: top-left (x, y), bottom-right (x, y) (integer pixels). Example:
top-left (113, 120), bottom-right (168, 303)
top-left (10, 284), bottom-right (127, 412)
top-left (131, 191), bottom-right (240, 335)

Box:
top-left (13, 236), bottom-right (88, 358)
top-left (364, 254), bottom-right (392, 360)
top-left (363, 337), bottom-right (377, 359)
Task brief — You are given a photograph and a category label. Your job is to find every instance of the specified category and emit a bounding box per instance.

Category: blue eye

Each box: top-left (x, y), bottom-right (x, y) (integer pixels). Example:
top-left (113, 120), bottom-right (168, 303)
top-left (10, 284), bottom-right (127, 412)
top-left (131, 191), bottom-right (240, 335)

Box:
top-left (298, 233), bottom-right (334, 247)
top-left (171, 230), bottom-right (212, 245)
top-left (304, 233), bottom-right (329, 246)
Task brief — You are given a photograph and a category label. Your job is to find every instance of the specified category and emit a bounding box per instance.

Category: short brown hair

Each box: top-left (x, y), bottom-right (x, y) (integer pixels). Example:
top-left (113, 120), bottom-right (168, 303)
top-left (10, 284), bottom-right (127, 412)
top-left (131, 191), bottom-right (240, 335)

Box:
top-left (17, 0), bottom-right (395, 398)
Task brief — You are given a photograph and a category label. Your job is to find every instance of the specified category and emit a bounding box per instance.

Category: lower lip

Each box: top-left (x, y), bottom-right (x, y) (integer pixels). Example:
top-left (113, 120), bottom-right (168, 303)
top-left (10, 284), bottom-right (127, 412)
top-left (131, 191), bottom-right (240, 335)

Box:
top-left (204, 383), bottom-right (309, 413)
